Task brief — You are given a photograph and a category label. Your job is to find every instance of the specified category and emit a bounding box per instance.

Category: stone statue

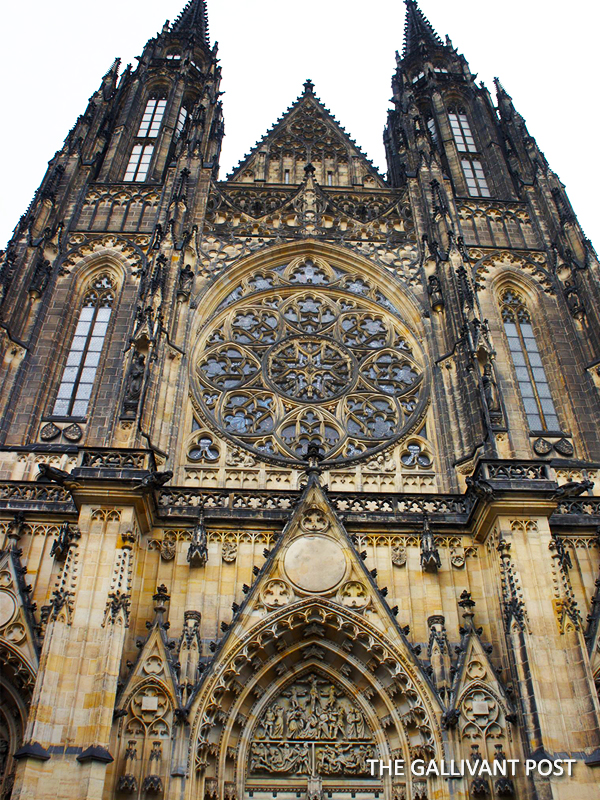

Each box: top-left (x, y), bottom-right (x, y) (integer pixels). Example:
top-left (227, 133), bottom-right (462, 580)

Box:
top-left (482, 363), bottom-right (501, 413)
top-left (123, 352), bottom-right (145, 416)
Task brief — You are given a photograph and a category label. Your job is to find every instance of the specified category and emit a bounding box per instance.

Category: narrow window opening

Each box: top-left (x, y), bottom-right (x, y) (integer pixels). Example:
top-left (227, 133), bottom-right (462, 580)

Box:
top-left (427, 117), bottom-right (439, 145)
top-left (176, 105), bottom-right (188, 135)
top-left (501, 289), bottom-right (560, 432)
top-left (461, 159), bottom-right (490, 197)
top-left (284, 169), bottom-right (290, 184)
top-left (124, 144), bottom-right (154, 182)
top-left (327, 171), bottom-right (333, 186)
top-left (137, 98), bottom-right (167, 138)
top-left (448, 110), bottom-right (477, 153)
top-left (52, 275), bottom-right (116, 418)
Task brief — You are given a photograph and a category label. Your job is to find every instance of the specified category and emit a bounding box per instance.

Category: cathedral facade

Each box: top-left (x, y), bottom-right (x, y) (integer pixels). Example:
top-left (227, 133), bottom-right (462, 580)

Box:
top-left (0, 2), bottom-right (599, 799)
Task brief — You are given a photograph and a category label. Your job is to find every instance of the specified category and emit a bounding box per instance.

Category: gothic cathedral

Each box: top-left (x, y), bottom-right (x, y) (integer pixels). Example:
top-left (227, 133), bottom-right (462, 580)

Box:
top-left (0, 2), bottom-right (599, 799)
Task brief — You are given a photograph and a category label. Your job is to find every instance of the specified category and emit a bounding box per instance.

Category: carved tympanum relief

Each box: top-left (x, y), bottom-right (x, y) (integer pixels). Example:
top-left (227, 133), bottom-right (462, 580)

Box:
top-left (248, 672), bottom-right (377, 778)
top-left (191, 257), bottom-right (428, 466)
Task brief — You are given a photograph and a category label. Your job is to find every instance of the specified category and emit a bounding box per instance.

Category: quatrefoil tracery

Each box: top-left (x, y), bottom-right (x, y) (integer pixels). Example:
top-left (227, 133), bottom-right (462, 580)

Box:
top-left (192, 259), bottom-right (429, 466)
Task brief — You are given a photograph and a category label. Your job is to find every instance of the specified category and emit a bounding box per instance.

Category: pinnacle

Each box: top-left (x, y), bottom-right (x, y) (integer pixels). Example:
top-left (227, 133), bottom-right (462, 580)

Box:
top-left (303, 78), bottom-right (315, 95)
top-left (402, 0), bottom-right (444, 59)
top-left (494, 77), bottom-right (512, 100)
top-left (103, 58), bottom-right (121, 78)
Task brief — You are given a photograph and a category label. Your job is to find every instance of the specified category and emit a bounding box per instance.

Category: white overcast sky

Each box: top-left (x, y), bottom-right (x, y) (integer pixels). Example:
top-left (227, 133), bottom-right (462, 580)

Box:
top-left (1, 0), bottom-right (598, 249)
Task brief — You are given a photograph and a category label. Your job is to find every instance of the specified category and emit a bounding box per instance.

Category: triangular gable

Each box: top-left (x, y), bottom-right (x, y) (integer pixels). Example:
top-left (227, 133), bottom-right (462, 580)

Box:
top-left (0, 547), bottom-right (39, 681)
top-left (209, 476), bottom-right (429, 679)
top-left (227, 81), bottom-right (386, 188)
top-left (116, 621), bottom-right (180, 713)
top-left (448, 621), bottom-right (515, 737)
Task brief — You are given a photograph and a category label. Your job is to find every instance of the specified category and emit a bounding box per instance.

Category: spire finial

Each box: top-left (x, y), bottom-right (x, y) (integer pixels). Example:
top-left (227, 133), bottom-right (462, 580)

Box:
top-left (303, 78), bottom-right (315, 95)
top-left (171, 0), bottom-right (210, 44)
top-left (402, 0), bottom-right (443, 59)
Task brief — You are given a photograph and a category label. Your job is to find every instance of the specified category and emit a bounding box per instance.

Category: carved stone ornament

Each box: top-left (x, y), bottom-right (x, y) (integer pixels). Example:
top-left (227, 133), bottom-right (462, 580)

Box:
top-left (450, 548), bottom-right (466, 569)
top-left (391, 544), bottom-right (407, 567)
top-left (261, 578), bottom-right (293, 608)
top-left (40, 422), bottom-right (61, 442)
top-left (62, 422), bottom-right (83, 442)
top-left (159, 540), bottom-right (176, 561)
top-left (338, 580), bottom-right (369, 610)
top-left (554, 438), bottom-right (574, 456)
top-left (300, 506), bottom-right (330, 533)
top-left (460, 688), bottom-right (503, 740)
top-left (533, 437), bottom-right (552, 456)
top-left (249, 672), bottom-right (376, 779)
top-left (191, 259), bottom-right (428, 467)
top-left (221, 541), bottom-right (237, 563)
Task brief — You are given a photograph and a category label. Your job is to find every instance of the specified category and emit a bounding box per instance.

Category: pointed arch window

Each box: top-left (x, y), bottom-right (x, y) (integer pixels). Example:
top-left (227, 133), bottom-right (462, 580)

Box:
top-left (124, 96), bottom-right (166, 182)
top-left (52, 275), bottom-right (116, 417)
top-left (501, 289), bottom-right (560, 432)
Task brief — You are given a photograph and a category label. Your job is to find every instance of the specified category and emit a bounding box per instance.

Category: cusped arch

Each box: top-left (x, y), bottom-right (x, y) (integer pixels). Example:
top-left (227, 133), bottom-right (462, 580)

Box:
top-left (191, 240), bottom-right (427, 336)
top-left (60, 234), bottom-right (145, 280)
top-left (473, 250), bottom-right (555, 297)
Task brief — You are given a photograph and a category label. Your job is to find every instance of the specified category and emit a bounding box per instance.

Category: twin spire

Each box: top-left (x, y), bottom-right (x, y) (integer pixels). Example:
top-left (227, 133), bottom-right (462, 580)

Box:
top-left (166, 0), bottom-right (440, 60)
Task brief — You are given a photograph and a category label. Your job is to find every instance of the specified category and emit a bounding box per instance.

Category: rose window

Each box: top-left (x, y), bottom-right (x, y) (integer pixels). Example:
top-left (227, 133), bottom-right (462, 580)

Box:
top-left (191, 258), bottom-right (429, 466)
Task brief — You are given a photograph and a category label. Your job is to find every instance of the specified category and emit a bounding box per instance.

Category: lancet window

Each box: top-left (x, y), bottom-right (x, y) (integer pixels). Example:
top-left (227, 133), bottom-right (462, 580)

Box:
top-left (501, 289), bottom-right (559, 431)
top-left (448, 108), bottom-right (491, 197)
top-left (52, 274), bottom-right (116, 417)
top-left (124, 96), bottom-right (166, 182)
top-left (448, 110), bottom-right (477, 152)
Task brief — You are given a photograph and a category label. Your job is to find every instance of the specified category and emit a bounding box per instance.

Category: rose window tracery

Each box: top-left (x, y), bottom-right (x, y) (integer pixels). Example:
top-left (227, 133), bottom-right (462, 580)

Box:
top-left (192, 257), bottom-right (429, 465)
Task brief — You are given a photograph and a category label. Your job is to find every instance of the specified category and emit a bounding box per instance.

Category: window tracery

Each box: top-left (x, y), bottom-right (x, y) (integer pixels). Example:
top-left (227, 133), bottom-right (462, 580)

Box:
top-left (191, 257), bottom-right (428, 466)
top-left (501, 288), bottom-right (559, 432)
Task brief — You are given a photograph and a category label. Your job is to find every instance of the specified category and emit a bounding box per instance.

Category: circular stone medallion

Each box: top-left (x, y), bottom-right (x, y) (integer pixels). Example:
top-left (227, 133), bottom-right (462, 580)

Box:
top-left (284, 535), bottom-right (346, 592)
top-left (0, 592), bottom-right (16, 628)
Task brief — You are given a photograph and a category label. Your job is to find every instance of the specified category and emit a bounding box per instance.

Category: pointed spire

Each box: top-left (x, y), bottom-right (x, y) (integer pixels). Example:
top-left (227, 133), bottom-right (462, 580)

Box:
top-left (171, 0), bottom-right (210, 44)
top-left (102, 57), bottom-right (121, 80)
top-left (403, 0), bottom-right (443, 59)
top-left (494, 77), bottom-right (519, 121)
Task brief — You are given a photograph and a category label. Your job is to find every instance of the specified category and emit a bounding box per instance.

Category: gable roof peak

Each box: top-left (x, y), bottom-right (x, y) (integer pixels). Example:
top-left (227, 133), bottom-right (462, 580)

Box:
top-left (226, 82), bottom-right (385, 185)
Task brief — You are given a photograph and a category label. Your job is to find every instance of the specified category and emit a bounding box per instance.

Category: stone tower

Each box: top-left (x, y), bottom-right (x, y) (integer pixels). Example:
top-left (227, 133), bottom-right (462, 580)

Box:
top-left (0, 2), bottom-right (599, 799)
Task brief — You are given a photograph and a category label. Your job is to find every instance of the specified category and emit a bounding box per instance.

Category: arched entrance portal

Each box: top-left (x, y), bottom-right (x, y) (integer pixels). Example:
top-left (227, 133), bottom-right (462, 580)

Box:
top-left (244, 665), bottom-right (381, 800)
top-left (189, 600), bottom-right (443, 800)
